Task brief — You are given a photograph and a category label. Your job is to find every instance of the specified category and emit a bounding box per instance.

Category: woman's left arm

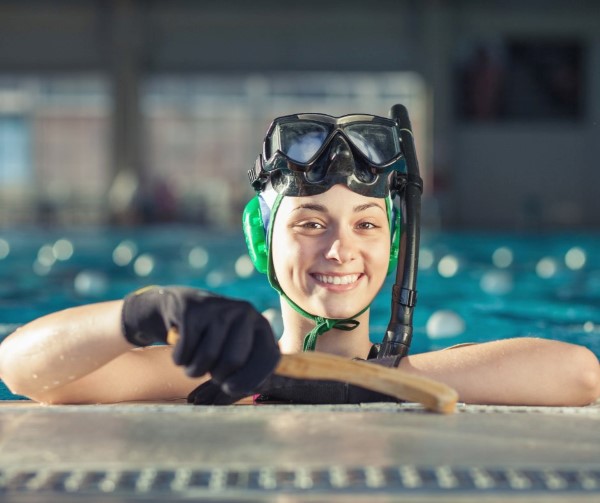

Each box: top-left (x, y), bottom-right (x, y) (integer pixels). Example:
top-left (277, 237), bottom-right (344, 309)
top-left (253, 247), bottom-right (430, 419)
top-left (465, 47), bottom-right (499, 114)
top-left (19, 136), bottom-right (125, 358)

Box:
top-left (400, 337), bottom-right (600, 406)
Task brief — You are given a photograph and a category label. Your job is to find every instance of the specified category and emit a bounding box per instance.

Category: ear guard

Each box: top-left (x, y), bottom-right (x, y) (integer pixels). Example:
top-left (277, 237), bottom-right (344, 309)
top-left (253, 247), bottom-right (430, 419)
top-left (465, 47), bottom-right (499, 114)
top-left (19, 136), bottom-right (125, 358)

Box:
top-left (242, 196), bottom-right (401, 276)
top-left (242, 197), bottom-right (269, 274)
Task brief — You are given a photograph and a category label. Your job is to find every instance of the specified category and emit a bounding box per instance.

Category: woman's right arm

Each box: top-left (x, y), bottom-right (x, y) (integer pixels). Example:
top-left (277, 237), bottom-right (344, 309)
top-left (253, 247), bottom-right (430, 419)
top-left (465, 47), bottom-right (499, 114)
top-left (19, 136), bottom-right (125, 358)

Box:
top-left (0, 300), bottom-right (206, 404)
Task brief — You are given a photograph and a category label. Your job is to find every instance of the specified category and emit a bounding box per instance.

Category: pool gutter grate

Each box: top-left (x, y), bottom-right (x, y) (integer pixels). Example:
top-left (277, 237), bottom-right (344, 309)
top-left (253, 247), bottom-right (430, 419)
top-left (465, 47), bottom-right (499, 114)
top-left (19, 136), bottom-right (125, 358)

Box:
top-left (0, 465), bottom-right (599, 496)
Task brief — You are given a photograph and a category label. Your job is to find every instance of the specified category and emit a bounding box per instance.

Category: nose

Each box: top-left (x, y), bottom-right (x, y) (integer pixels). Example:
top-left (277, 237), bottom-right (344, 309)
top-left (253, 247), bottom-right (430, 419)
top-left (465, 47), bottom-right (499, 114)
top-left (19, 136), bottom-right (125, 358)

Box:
top-left (324, 225), bottom-right (356, 264)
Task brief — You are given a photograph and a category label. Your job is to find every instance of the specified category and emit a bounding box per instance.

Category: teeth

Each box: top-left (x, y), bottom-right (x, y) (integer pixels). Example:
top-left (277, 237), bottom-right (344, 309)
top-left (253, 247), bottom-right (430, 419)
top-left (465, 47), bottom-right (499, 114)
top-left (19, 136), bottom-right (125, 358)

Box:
top-left (315, 274), bottom-right (360, 285)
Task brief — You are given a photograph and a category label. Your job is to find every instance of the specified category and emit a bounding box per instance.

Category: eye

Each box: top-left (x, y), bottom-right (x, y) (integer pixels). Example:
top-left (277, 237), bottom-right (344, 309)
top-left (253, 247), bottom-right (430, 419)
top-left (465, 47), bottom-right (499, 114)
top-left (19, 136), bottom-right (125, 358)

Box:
top-left (294, 220), bottom-right (325, 231)
top-left (302, 222), bottom-right (324, 229)
top-left (356, 221), bottom-right (379, 230)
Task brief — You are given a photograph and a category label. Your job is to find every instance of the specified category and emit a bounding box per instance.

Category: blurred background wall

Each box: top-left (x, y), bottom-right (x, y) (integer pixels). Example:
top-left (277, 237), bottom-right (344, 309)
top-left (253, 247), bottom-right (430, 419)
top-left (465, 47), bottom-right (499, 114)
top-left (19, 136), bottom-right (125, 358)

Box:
top-left (0, 0), bottom-right (598, 230)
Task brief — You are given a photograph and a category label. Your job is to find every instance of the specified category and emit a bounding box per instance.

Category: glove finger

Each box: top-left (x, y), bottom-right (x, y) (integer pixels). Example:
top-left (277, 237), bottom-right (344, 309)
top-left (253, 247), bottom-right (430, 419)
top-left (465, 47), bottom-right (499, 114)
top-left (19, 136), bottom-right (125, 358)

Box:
top-left (184, 303), bottom-right (245, 378)
top-left (187, 379), bottom-right (222, 405)
top-left (208, 308), bottom-right (257, 384)
top-left (221, 314), bottom-right (280, 396)
top-left (171, 315), bottom-right (208, 368)
top-left (171, 321), bottom-right (192, 367)
top-left (167, 293), bottom-right (207, 366)
top-left (171, 294), bottom-right (232, 367)
top-left (187, 379), bottom-right (241, 406)
top-left (175, 296), bottom-right (235, 370)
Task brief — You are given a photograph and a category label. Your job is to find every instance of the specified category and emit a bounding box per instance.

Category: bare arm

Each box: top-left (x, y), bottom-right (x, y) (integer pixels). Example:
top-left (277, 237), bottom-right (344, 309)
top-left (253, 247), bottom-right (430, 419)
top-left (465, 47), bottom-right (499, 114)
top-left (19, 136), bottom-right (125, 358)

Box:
top-left (401, 337), bottom-right (600, 406)
top-left (0, 301), bottom-right (205, 404)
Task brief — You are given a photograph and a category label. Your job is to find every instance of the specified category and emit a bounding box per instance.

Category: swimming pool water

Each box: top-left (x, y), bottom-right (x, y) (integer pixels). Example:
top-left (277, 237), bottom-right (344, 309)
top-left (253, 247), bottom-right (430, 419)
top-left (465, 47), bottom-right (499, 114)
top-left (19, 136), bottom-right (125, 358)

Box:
top-left (1, 226), bottom-right (599, 400)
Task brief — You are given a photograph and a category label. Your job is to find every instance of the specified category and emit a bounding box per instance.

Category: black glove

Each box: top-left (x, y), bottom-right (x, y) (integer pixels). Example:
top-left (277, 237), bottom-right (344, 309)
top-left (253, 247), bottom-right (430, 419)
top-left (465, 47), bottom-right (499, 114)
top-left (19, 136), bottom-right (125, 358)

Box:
top-left (121, 286), bottom-right (280, 395)
top-left (187, 355), bottom-right (403, 405)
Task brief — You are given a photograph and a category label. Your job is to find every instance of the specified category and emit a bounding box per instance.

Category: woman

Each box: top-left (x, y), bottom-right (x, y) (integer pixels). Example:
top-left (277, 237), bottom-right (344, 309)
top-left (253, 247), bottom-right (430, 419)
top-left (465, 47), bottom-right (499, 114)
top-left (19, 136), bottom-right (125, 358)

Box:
top-left (1, 109), bottom-right (599, 406)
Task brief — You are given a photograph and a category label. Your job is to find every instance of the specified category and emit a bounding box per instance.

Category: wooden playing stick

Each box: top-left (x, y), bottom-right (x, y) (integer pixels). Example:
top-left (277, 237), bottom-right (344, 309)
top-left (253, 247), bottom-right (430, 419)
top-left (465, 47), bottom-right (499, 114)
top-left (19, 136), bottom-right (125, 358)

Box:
top-left (167, 327), bottom-right (458, 414)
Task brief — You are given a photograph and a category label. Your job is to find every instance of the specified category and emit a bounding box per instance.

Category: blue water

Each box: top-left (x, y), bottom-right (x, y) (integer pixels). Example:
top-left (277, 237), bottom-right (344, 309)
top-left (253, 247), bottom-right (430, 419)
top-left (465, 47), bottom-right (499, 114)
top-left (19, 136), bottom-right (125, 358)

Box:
top-left (1, 226), bottom-right (599, 400)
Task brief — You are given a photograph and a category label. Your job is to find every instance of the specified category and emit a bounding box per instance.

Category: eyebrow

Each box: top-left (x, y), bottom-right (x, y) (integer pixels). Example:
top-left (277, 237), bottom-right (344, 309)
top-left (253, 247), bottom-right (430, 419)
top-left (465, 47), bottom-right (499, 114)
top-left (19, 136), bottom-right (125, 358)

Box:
top-left (353, 202), bottom-right (386, 213)
top-left (292, 202), bottom-right (386, 213)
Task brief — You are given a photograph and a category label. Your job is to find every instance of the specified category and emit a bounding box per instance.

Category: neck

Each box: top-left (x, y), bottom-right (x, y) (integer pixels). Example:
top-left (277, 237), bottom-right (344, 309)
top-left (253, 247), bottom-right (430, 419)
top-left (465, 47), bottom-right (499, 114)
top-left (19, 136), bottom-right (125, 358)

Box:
top-left (277, 300), bottom-right (373, 359)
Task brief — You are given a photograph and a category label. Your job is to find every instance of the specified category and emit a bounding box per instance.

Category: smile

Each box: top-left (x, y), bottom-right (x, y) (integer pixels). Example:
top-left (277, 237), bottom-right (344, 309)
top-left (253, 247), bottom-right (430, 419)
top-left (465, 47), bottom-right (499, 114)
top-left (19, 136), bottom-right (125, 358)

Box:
top-left (312, 273), bottom-right (361, 285)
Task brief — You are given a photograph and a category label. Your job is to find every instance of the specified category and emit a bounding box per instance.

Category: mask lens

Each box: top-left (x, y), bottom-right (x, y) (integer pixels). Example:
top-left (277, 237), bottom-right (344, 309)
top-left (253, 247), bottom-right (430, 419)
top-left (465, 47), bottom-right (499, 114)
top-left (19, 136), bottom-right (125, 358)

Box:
top-left (273, 122), bottom-right (329, 163)
top-left (345, 124), bottom-right (400, 164)
top-left (354, 166), bottom-right (376, 184)
top-left (305, 163), bottom-right (329, 183)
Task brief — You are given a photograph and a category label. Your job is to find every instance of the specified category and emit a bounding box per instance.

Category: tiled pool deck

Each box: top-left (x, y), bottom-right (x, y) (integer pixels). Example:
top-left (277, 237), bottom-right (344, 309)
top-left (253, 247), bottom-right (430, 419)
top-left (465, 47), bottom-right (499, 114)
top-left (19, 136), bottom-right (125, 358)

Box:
top-left (0, 400), bottom-right (599, 502)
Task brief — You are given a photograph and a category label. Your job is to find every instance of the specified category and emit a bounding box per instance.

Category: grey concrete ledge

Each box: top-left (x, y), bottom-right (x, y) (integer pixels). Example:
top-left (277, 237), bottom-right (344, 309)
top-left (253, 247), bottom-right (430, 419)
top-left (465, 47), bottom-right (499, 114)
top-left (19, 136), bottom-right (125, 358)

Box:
top-left (1, 401), bottom-right (599, 501)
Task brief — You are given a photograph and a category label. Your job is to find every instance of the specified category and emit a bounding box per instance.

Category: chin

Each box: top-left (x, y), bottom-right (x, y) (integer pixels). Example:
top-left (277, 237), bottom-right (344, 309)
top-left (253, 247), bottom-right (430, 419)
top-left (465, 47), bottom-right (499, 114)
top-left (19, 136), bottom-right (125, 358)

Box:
top-left (315, 304), bottom-right (363, 320)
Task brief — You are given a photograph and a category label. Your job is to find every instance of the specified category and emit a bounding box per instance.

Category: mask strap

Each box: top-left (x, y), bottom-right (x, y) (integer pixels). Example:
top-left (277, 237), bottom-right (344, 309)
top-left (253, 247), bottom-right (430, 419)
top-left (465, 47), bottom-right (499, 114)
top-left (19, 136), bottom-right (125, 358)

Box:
top-left (302, 310), bottom-right (367, 352)
top-left (276, 286), bottom-right (368, 351)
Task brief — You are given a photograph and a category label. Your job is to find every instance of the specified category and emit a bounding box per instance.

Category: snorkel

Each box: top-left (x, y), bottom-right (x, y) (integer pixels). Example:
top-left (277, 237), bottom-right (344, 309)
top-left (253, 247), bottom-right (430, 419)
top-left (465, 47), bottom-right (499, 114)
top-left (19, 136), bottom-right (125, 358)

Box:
top-left (244, 104), bottom-right (422, 357)
top-left (378, 104), bottom-right (423, 359)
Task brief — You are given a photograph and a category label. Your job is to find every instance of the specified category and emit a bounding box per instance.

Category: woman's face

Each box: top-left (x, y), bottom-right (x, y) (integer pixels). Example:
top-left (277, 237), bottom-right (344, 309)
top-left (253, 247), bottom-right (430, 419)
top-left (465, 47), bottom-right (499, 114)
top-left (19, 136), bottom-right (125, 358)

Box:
top-left (271, 184), bottom-right (391, 320)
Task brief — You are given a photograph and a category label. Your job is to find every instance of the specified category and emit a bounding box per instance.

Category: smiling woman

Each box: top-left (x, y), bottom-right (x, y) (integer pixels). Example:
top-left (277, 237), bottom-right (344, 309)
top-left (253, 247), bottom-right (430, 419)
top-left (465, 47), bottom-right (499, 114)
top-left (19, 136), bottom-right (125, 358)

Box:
top-left (0, 105), bottom-right (599, 407)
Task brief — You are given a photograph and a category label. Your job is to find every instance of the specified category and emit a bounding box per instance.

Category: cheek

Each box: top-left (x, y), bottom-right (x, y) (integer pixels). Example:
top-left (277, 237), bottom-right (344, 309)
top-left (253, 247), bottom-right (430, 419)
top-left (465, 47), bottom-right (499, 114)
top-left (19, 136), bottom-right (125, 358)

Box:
top-left (270, 221), bottom-right (301, 283)
top-left (270, 217), bottom-right (285, 274)
top-left (272, 236), bottom-right (307, 280)
top-left (368, 237), bottom-right (391, 281)
top-left (271, 237), bottom-right (286, 280)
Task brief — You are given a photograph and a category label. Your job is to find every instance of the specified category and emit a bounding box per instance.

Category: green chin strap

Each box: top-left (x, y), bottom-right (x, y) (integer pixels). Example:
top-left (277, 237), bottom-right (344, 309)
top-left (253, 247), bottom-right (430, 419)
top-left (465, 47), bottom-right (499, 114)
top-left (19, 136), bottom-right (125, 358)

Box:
top-left (266, 193), bottom-right (370, 352)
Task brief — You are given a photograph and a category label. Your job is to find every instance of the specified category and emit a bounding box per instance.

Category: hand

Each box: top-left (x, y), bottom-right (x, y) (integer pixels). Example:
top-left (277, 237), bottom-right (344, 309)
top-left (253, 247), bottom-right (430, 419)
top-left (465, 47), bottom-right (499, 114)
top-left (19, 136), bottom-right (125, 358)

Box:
top-left (121, 286), bottom-right (280, 395)
top-left (188, 356), bottom-right (402, 405)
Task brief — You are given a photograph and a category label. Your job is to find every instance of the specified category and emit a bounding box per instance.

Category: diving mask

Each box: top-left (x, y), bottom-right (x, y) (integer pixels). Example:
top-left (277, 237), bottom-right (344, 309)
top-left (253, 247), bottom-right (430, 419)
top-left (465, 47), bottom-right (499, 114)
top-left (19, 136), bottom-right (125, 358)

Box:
top-left (248, 113), bottom-right (407, 198)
